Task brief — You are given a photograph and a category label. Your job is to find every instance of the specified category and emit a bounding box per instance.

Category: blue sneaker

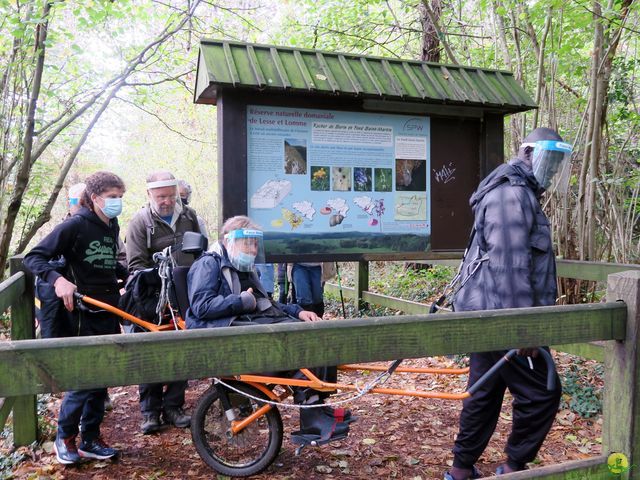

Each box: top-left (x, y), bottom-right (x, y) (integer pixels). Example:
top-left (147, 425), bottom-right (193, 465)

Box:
top-left (54, 435), bottom-right (82, 465)
top-left (444, 466), bottom-right (482, 479)
top-left (78, 438), bottom-right (118, 460)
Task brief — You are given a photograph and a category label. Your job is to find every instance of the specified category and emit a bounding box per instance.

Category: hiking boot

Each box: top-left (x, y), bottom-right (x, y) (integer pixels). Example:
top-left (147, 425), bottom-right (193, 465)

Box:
top-left (104, 394), bottom-right (113, 412)
top-left (54, 435), bottom-right (82, 465)
top-left (163, 407), bottom-right (191, 428)
top-left (141, 413), bottom-right (161, 434)
top-left (78, 438), bottom-right (118, 460)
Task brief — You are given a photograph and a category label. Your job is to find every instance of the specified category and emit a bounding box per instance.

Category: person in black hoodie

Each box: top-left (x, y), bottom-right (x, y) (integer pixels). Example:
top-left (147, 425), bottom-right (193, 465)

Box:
top-left (24, 171), bottom-right (127, 466)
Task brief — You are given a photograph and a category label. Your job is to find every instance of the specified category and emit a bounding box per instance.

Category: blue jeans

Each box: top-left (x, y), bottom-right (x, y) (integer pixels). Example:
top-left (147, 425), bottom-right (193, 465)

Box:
top-left (58, 388), bottom-right (107, 441)
top-left (255, 263), bottom-right (275, 295)
top-left (291, 264), bottom-right (323, 305)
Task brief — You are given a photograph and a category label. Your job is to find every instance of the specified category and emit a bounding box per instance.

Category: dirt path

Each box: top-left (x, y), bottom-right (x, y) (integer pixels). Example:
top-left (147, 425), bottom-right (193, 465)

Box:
top-left (5, 353), bottom-right (601, 479)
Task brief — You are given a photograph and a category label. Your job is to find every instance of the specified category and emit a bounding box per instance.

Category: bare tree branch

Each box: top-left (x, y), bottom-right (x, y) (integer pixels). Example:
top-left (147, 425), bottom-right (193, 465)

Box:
top-left (15, 83), bottom-right (123, 252)
top-left (31, 0), bottom-right (204, 164)
top-left (115, 96), bottom-right (214, 144)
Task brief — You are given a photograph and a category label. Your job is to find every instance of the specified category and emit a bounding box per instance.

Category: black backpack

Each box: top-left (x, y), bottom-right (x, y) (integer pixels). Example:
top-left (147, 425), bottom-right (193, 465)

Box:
top-left (118, 268), bottom-right (162, 322)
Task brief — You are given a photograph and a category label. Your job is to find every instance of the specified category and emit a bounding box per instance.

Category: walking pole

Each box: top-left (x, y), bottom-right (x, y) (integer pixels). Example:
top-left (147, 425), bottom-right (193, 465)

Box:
top-left (335, 262), bottom-right (347, 318)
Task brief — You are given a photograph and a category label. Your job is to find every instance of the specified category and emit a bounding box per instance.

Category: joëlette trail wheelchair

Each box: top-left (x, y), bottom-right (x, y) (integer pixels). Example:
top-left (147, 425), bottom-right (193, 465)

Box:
top-left (74, 232), bottom-right (557, 478)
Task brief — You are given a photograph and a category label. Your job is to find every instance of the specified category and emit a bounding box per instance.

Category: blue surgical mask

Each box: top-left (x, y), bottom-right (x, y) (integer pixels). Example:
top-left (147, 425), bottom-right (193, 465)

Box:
top-left (99, 197), bottom-right (123, 219)
top-left (231, 251), bottom-right (256, 272)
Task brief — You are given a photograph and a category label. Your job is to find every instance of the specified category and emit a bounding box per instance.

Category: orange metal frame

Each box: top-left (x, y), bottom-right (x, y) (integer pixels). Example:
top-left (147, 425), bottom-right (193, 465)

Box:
top-left (78, 294), bottom-right (185, 332)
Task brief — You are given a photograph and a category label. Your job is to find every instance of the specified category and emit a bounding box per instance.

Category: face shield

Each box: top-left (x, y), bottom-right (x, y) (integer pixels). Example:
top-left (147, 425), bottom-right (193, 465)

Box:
top-left (524, 140), bottom-right (573, 192)
top-left (224, 229), bottom-right (265, 272)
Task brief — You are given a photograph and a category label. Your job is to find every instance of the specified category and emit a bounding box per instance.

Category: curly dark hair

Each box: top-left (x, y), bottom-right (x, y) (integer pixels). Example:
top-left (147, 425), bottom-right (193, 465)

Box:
top-left (80, 171), bottom-right (126, 211)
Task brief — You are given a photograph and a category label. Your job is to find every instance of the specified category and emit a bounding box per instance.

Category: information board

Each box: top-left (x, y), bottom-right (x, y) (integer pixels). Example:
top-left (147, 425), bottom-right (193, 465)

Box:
top-left (246, 105), bottom-right (431, 256)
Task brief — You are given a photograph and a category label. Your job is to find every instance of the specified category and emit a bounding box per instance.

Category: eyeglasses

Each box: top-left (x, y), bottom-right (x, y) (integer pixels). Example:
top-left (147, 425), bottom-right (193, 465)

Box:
top-left (151, 193), bottom-right (177, 202)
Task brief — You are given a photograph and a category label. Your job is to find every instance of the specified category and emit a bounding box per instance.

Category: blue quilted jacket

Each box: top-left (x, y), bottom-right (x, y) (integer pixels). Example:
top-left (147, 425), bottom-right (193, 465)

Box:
top-left (186, 246), bottom-right (302, 329)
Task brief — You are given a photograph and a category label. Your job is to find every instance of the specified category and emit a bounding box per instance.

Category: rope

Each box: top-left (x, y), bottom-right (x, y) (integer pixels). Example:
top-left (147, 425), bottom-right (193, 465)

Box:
top-left (213, 363), bottom-right (399, 410)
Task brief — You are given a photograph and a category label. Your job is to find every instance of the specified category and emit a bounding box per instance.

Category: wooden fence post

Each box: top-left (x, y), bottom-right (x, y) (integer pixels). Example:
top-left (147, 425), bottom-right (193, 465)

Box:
top-left (604, 270), bottom-right (640, 479)
top-left (9, 256), bottom-right (38, 446)
top-left (355, 260), bottom-right (369, 312)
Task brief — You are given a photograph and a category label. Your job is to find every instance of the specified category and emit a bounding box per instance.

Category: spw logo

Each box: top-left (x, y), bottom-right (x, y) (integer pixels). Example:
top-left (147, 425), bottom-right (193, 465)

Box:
top-left (607, 452), bottom-right (634, 475)
top-left (402, 118), bottom-right (424, 132)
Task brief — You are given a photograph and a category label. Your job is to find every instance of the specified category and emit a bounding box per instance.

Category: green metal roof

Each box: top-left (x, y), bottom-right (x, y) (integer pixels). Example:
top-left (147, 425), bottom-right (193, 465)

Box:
top-left (194, 39), bottom-right (536, 114)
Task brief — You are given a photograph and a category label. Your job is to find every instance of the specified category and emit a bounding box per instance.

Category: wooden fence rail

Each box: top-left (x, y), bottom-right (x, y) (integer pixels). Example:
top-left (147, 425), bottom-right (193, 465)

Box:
top-left (326, 259), bottom-right (640, 362)
top-left (0, 303), bottom-right (626, 396)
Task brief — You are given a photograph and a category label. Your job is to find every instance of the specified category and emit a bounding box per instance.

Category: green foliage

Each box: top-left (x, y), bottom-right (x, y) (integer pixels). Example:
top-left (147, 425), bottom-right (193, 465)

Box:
top-left (368, 263), bottom-right (455, 303)
top-left (0, 312), bottom-right (9, 332)
top-left (324, 262), bottom-right (455, 316)
top-left (324, 292), bottom-right (401, 318)
top-left (560, 361), bottom-right (603, 418)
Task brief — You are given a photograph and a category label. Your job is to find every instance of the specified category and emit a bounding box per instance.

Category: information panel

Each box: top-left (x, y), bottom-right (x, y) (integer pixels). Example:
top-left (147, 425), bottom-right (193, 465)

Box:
top-left (247, 105), bottom-right (431, 256)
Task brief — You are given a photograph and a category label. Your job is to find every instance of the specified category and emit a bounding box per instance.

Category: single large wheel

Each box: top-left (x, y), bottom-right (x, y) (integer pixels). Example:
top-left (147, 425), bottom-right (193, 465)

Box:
top-left (191, 382), bottom-right (283, 477)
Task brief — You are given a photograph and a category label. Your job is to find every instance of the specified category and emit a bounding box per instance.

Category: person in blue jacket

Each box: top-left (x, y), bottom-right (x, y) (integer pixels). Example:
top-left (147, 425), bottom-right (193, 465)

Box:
top-left (186, 215), bottom-right (354, 442)
top-left (24, 171), bottom-right (127, 465)
top-left (444, 128), bottom-right (570, 479)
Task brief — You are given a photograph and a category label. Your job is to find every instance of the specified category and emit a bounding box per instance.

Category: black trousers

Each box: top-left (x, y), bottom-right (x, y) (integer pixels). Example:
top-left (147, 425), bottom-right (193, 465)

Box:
top-left (139, 381), bottom-right (187, 415)
top-left (35, 279), bottom-right (76, 338)
top-left (452, 349), bottom-right (561, 469)
top-left (130, 325), bottom-right (187, 415)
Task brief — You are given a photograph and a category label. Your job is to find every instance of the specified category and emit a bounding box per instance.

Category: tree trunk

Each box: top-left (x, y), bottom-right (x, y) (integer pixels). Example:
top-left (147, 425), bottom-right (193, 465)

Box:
top-left (532, 8), bottom-right (552, 129)
top-left (419, 0), bottom-right (457, 64)
top-left (419, 0), bottom-right (442, 62)
top-left (0, 2), bottom-right (51, 275)
top-left (578, 0), bottom-right (632, 261)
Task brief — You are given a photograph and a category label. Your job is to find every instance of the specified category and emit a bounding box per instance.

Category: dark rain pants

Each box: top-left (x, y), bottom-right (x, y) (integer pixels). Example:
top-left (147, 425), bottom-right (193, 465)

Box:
top-left (452, 349), bottom-right (562, 470)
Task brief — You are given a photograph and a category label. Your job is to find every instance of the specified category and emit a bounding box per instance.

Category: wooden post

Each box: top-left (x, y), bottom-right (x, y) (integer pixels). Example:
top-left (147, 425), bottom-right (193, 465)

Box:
top-left (9, 256), bottom-right (38, 446)
top-left (355, 260), bottom-right (369, 312)
top-left (604, 270), bottom-right (640, 479)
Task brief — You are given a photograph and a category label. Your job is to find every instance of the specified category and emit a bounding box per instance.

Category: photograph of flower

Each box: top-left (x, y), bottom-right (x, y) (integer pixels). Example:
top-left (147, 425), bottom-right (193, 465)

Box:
top-left (310, 166), bottom-right (330, 191)
top-left (354, 167), bottom-right (372, 192)
top-left (374, 168), bottom-right (393, 192)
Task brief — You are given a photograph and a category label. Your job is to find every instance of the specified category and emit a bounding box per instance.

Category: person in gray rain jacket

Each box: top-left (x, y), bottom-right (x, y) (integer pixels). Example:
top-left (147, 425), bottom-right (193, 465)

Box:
top-left (445, 128), bottom-right (571, 480)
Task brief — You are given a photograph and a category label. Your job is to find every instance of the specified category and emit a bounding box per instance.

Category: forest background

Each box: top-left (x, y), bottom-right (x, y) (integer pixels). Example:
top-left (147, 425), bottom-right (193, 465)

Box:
top-left (0, 0), bottom-right (638, 279)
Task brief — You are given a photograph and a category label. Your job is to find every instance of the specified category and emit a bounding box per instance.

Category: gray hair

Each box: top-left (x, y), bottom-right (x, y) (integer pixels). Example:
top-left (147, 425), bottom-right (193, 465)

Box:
top-left (146, 170), bottom-right (175, 183)
top-left (178, 179), bottom-right (192, 199)
top-left (220, 215), bottom-right (261, 239)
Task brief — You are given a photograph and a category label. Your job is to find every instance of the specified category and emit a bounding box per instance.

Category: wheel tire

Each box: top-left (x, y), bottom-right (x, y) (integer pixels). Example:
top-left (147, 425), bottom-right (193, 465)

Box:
top-left (191, 382), bottom-right (283, 477)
